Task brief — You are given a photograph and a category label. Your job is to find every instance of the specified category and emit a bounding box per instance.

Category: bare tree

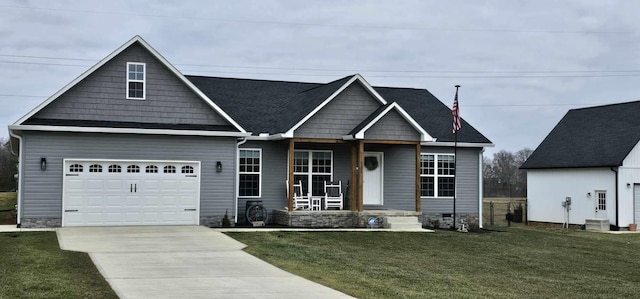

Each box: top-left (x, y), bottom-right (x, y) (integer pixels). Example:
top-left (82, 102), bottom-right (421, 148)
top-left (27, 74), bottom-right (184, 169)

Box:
top-left (483, 148), bottom-right (533, 197)
top-left (0, 138), bottom-right (18, 191)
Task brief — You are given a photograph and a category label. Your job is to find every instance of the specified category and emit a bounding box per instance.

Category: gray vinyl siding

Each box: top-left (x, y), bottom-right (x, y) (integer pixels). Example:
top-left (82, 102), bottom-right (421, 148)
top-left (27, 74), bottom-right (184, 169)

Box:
top-left (365, 110), bottom-right (420, 141)
top-left (420, 147), bottom-right (481, 214)
top-left (20, 131), bottom-right (236, 219)
top-left (364, 144), bottom-right (416, 210)
top-left (237, 141), bottom-right (352, 220)
top-left (32, 43), bottom-right (231, 127)
top-left (294, 83), bottom-right (382, 139)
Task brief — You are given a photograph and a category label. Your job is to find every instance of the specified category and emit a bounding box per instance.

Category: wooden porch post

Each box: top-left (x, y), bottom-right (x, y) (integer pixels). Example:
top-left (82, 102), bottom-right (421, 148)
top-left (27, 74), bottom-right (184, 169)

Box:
top-left (288, 139), bottom-right (295, 211)
top-left (415, 142), bottom-right (421, 212)
top-left (357, 140), bottom-right (364, 212)
top-left (350, 142), bottom-right (357, 211)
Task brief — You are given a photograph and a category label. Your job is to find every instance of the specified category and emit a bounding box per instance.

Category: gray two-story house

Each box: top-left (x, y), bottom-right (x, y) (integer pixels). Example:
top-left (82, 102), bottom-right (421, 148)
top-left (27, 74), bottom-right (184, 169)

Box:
top-left (8, 36), bottom-right (492, 228)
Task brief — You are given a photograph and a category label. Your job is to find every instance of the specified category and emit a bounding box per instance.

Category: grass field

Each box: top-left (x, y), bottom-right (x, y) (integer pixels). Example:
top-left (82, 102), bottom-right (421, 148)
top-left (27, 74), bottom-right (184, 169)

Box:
top-left (228, 228), bottom-right (640, 299)
top-left (0, 192), bottom-right (17, 225)
top-left (0, 231), bottom-right (117, 299)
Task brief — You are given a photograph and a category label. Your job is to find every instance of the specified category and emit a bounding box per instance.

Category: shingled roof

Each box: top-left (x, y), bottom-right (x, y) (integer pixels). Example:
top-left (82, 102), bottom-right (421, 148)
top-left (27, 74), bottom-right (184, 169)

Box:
top-left (185, 74), bottom-right (491, 144)
top-left (521, 101), bottom-right (640, 169)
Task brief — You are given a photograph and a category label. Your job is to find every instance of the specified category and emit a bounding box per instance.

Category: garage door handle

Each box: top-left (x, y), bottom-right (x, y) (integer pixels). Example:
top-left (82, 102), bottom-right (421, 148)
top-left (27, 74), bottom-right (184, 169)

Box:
top-left (130, 184), bottom-right (133, 192)
top-left (184, 209), bottom-right (196, 211)
top-left (135, 184), bottom-right (137, 192)
top-left (185, 175), bottom-right (197, 178)
top-left (65, 209), bottom-right (78, 212)
top-left (66, 174), bottom-right (79, 177)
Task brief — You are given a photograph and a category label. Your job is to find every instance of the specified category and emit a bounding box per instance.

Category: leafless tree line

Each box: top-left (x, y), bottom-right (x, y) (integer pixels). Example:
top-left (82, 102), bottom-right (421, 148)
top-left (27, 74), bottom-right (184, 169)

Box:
top-left (483, 148), bottom-right (533, 198)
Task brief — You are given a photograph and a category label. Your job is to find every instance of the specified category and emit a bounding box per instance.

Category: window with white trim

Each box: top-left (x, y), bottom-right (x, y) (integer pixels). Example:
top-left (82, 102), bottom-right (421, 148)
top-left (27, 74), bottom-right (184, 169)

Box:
top-left (420, 154), bottom-right (455, 197)
top-left (239, 149), bottom-right (261, 197)
top-left (596, 191), bottom-right (606, 211)
top-left (294, 150), bottom-right (332, 196)
top-left (126, 62), bottom-right (145, 99)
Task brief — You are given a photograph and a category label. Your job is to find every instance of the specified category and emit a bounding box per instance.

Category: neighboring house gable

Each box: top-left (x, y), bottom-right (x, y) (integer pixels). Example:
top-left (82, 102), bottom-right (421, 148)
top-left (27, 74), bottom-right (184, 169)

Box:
top-left (29, 43), bottom-right (232, 128)
top-left (294, 81), bottom-right (382, 139)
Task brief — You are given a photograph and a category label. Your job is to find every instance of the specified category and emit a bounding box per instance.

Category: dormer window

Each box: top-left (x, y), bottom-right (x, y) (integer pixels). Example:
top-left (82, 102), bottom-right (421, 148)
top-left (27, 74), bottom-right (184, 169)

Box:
top-left (126, 62), bottom-right (145, 99)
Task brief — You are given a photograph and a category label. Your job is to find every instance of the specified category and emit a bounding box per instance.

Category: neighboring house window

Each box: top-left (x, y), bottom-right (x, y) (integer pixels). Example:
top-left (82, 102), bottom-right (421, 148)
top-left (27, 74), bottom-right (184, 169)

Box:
top-left (181, 166), bottom-right (194, 174)
top-left (294, 150), bottom-right (332, 196)
top-left (164, 165), bottom-right (176, 174)
top-left (69, 164), bottom-right (83, 173)
top-left (420, 154), bottom-right (455, 197)
top-left (145, 165), bottom-right (158, 173)
top-left (89, 164), bottom-right (102, 173)
top-left (127, 165), bottom-right (140, 173)
top-left (239, 149), bottom-right (261, 197)
top-left (108, 165), bottom-right (122, 173)
top-left (126, 62), bottom-right (145, 99)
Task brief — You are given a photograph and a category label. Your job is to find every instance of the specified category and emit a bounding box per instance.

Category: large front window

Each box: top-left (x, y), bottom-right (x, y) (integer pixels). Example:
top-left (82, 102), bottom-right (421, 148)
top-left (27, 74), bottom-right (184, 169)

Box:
top-left (294, 150), bottom-right (332, 196)
top-left (239, 149), bottom-right (261, 197)
top-left (420, 154), bottom-right (455, 197)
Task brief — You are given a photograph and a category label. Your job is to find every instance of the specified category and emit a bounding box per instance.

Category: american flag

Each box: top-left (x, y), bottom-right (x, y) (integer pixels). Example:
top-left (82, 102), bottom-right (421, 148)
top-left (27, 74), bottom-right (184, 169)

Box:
top-left (452, 86), bottom-right (461, 133)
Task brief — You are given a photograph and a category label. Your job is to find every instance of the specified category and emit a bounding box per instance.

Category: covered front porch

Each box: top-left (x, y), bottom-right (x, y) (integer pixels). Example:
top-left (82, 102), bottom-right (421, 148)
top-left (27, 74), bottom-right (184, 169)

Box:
top-left (284, 137), bottom-right (423, 217)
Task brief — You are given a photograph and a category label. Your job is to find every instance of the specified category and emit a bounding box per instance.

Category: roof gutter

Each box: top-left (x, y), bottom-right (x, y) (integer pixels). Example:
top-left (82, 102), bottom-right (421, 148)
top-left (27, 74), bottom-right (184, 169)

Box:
top-left (8, 129), bottom-right (22, 227)
top-left (610, 167), bottom-right (619, 230)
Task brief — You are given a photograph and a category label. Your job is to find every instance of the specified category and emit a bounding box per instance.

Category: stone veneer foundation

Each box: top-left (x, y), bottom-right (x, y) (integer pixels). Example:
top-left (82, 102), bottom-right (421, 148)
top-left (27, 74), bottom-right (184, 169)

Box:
top-left (20, 218), bottom-right (62, 228)
top-left (273, 210), bottom-right (424, 228)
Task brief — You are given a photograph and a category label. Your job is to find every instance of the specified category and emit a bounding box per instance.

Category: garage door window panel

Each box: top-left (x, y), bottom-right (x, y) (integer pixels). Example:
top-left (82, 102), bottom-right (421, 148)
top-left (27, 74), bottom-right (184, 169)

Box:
top-left (108, 165), bottom-right (122, 173)
top-left (127, 165), bottom-right (140, 173)
top-left (182, 166), bottom-right (194, 174)
top-left (146, 165), bottom-right (158, 173)
top-left (89, 164), bottom-right (102, 173)
top-left (164, 165), bottom-right (176, 174)
top-left (69, 164), bottom-right (83, 173)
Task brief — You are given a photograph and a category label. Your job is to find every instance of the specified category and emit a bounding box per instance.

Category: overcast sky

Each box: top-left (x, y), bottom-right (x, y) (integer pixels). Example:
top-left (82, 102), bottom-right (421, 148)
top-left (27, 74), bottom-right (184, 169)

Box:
top-left (2, 0), bottom-right (640, 157)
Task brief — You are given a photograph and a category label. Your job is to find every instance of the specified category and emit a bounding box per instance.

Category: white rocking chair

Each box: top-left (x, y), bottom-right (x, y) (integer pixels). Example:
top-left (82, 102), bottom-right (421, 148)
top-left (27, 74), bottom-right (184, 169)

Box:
top-left (293, 181), bottom-right (311, 210)
top-left (324, 181), bottom-right (343, 210)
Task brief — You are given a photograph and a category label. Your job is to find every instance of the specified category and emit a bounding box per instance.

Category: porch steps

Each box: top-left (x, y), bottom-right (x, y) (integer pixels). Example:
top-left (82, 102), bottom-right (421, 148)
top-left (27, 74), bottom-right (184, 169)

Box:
top-left (383, 216), bottom-right (423, 231)
top-left (585, 219), bottom-right (610, 232)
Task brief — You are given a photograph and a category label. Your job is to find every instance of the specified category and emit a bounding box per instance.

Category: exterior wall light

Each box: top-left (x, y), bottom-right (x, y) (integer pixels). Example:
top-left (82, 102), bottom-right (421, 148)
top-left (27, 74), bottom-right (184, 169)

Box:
top-left (216, 161), bottom-right (222, 173)
top-left (40, 157), bottom-right (47, 170)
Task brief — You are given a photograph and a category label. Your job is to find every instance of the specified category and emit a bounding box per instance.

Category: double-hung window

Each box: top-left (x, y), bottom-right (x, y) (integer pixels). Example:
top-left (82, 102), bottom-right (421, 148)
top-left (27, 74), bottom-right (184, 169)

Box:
top-left (239, 149), bottom-right (261, 197)
top-left (293, 150), bottom-right (332, 196)
top-left (420, 154), bottom-right (455, 197)
top-left (126, 62), bottom-right (145, 99)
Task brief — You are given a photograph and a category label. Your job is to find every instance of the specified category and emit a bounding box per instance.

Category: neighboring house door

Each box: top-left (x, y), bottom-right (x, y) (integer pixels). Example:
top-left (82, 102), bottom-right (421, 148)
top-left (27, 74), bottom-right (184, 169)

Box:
top-left (634, 185), bottom-right (640, 225)
top-left (594, 190), bottom-right (607, 219)
top-left (363, 152), bottom-right (383, 205)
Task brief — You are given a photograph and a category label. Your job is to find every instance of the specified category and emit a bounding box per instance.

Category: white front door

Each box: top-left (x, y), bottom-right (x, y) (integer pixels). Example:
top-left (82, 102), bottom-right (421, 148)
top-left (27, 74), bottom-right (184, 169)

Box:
top-left (62, 159), bottom-right (200, 226)
top-left (595, 190), bottom-right (607, 219)
top-left (363, 152), bottom-right (383, 206)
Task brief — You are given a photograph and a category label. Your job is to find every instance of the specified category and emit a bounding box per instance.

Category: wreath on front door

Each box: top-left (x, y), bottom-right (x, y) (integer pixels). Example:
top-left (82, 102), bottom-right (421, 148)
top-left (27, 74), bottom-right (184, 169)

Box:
top-left (364, 156), bottom-right (379, 171)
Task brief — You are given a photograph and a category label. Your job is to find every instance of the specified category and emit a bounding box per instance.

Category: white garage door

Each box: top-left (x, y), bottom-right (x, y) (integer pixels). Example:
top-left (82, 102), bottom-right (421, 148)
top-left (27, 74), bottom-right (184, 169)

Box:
top-left (63, 159), bottom-right (200, 226)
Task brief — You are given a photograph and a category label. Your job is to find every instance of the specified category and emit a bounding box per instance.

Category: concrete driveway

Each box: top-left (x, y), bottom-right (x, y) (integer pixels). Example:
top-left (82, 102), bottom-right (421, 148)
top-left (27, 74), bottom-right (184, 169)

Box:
top-left (57, 226), bottom-right (354, 299)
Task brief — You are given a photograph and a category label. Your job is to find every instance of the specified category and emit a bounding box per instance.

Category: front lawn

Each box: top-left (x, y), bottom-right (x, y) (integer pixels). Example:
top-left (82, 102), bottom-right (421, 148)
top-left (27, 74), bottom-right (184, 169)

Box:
top-left (228, 228), bottom-right (640, 299)
top-left (0, 192), bottom-right (17, 224)
top-left (0, 232), bottom-right (117, 299)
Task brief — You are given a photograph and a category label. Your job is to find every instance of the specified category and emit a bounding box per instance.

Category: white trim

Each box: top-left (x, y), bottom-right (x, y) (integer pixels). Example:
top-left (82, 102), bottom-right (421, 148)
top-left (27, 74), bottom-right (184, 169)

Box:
top-left (61, 158), bottom-right (201, 227)
top-left (478, 149), bottom-right (484, 228)
top-left (9, 125), bottom-right (251, 137)
top-left (238, 148), bottom-right (262, 198)
top-left (235, 138), bottom-right (248, 223)
top-left (8, 131), bottom-right (22, 226)
top-left (126, 62), bottom-right (146, 100)
top-left (422, 142), bottom-right (494, 148)
top-left (420, 153), bottom-right (456, 199)
top-left (352, 102), bottom-right (434, 142)
top-left (13, 35), bottom-right (247, 134)
top-left (284, 74), bottom-right (387, 136)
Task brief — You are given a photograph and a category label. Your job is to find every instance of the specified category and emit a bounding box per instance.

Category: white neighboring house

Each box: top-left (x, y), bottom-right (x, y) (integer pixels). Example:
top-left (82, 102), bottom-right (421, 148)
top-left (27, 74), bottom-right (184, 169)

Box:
top-left (521, 101), bottom-right (640, 230)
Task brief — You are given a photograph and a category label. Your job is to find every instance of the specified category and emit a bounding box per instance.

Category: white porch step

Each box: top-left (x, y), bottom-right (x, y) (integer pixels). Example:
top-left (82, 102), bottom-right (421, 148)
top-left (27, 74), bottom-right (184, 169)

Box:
top-left (585, 219), bottom-right (609, 231)
top-left (383, 216), bottom-right (423, 230)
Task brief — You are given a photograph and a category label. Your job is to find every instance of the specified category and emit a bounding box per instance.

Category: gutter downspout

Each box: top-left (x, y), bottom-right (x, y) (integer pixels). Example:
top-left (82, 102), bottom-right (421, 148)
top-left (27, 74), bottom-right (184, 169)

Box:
top-left (234, 137), bottom-right (248, 224)
top-left (610, 167), bottom-right (619, 230)
top-left (8, 130), bottom-right (22, 228)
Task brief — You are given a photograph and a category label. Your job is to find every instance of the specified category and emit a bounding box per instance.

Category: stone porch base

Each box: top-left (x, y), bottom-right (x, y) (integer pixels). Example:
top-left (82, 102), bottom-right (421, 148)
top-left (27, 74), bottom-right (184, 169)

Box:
top-left (273, 209), bottom-right (423, 228)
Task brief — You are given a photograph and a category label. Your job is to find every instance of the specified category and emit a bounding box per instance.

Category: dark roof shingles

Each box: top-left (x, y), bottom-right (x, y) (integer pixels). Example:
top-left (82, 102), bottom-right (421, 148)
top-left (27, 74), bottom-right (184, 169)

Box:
top-left (521, 101), bottom-right (640, 169)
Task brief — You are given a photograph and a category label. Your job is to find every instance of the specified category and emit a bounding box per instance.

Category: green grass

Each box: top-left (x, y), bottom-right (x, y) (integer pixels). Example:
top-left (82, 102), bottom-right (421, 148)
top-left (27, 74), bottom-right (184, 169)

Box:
top-left (0, 192), bottom-right (17, 224)
top-left (228, 228), bottom-right (640, 299)
top-left (0, 232), bottom-right (117, 299)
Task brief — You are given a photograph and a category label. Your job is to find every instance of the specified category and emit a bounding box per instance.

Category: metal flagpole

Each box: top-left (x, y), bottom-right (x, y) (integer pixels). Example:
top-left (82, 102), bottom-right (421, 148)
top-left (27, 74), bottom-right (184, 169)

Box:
top-left (452, 85), bottom-right (460, 229)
